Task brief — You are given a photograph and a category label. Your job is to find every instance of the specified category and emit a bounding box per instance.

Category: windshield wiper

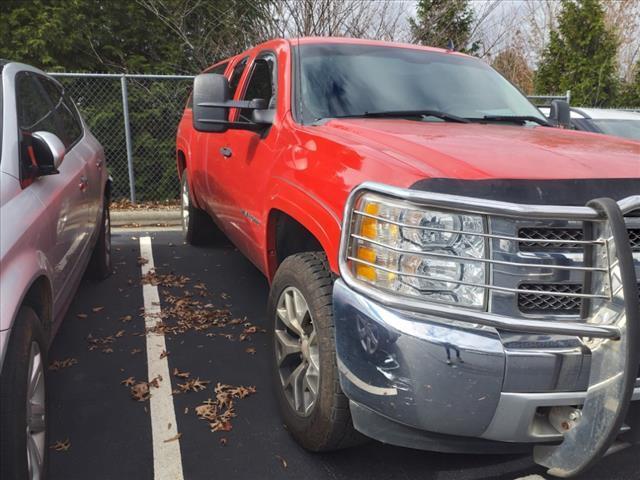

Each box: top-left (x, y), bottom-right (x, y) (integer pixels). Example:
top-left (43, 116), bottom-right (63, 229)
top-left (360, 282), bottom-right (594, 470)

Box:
top-left (332, 110), bottom-right (471, 124)
top-left (467, 115), bottom-right (550, 126)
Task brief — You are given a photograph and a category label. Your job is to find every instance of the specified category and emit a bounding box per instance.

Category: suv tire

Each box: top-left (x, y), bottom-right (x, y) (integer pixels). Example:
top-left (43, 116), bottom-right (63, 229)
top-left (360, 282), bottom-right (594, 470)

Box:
top-left (181, 172), bottom-right (224, 246)
top-left (89, 196), bottom-right (112, 279)
top-left (268, 252), bottom-right (363, 451)
top-left (0, 306), bottom-right (48, 480)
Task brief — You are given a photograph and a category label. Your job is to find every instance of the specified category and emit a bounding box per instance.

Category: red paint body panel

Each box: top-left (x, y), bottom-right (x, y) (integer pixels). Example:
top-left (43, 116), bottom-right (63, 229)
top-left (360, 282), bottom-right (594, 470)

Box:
top-left (176, 38), bottom-right (640, 280)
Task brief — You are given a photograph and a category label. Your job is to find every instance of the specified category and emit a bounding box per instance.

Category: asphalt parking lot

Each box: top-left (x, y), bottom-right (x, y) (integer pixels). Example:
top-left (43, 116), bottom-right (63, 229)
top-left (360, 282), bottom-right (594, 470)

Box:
top-left (46, 228), bottom-right (639, 480)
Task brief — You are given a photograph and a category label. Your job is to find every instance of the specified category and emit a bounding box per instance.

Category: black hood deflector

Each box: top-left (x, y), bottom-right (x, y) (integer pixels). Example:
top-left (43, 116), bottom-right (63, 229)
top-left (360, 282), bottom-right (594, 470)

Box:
top-left (410, 178), bottom-right (640, 206)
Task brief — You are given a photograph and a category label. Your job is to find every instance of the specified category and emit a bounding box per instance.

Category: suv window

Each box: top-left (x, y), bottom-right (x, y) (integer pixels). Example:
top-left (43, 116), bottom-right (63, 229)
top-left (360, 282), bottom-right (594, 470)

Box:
top-left (229, 56), bottom-right (248, 98)
top-left (16, 73), bottom-right (59, 134)
top-left (17, 73), bottom-right (83, 149)
top-left (239, 54), bottom-right (276, 122)
top-left (38, 76), bottom-right (83, 148)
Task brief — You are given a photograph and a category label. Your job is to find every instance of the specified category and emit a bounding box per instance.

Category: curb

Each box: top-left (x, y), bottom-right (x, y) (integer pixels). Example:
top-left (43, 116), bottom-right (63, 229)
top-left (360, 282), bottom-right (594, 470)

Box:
top-left (111, 208), bottom-right (181, 226)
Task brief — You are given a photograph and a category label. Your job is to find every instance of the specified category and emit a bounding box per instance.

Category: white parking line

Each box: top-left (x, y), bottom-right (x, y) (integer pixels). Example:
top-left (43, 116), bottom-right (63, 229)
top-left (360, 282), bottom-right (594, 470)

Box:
top-left (140, 236), bottom-right (184, 480)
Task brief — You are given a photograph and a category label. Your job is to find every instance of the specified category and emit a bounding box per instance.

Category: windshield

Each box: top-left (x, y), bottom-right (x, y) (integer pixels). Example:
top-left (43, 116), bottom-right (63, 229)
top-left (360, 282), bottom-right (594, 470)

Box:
top-left (591, 119), bottom-right (640, 141)
top-left (296, 43), bottom-right (546, 125)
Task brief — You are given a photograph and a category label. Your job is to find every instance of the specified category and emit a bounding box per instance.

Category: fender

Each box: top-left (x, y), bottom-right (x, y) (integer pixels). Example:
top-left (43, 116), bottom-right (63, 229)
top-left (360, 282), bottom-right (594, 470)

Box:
top-left (0, 249), bottom-right (53, 369)
top-left (264, 176), bottom-right (343, 279)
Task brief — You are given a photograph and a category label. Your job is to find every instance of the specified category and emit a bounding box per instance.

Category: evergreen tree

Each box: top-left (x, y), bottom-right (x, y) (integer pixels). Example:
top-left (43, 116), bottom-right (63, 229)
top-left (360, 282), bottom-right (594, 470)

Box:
top-left (618, 59), bottom-right (640, 106)
top-left (534, 0), bottom-right (619, 106)
top-left (409, 0), bottom-right (479, 54)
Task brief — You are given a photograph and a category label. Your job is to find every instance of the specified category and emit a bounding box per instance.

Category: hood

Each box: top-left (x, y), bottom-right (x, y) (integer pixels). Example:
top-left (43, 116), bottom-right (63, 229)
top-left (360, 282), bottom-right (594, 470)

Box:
top-left (317, 119), bottom-right (640, 180)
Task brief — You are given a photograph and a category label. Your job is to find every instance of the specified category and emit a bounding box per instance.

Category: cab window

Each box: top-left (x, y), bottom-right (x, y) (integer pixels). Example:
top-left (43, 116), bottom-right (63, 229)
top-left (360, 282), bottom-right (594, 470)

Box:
top-left (239, 53), bottom-right (276, 122)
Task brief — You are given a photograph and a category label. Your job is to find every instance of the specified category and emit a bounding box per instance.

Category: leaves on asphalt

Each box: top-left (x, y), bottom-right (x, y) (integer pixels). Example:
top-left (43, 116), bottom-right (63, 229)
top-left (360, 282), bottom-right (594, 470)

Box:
top-left (120, 315), bottom-right (133, 323)
top-left (245, 347), bottom-right (256, 355)
top-left (126, 375), bottom-right (162, 402)
top-left (49, 358), bottom-right (78, 371)
top-left (195, 383), bottom-right (256, 433)
top-left (50, 439), bottom-right (71, 452)
top-left (87, 333), bottom-right (117, 353)
top-left (76, 313), bottom-right (88, 320)
top-left (137, 257), bottom-right (149, 266)
top-left (160, 350), bottom-right (169, 359)
top-left (177, 377), bottom-right (209, 393)
top-left (131, 348), bottom-right (143, 355)
top-left (141, 269), bottom-right (189, 288)
top-left (92, 306), bottom-right (105, 313)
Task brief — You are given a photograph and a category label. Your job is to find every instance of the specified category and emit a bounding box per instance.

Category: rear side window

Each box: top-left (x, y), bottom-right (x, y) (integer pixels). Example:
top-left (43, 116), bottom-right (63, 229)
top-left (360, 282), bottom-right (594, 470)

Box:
top-left (229, 56), bottom-right (248, 98)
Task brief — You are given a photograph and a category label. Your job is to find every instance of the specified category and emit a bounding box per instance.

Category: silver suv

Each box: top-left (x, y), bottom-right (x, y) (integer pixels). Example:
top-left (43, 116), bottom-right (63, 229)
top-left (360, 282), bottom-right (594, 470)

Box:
top-left (0, 61), bottom-right (111, 479)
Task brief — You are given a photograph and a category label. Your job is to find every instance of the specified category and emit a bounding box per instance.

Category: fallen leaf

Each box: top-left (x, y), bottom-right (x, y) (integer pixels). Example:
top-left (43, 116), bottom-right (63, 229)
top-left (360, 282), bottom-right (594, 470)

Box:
top-left (121, 376), bottom-right (136, 387)
top-left (137, 257), bottom-right (149, 266)
top-left (160, 350), bottom-right (169, 359)
top-left (115, 330), bottom-right (125, 338)
top-left (76, 313), bottom-right (88, 320)
top-left (50, 439), bottom-right (71, 452)
top-left (131, 383), bottom-right (150, 402)
top-left (164, 433), bottom-right (182, 443)
top-left (120, 315), bottom-right (133, 323)
top-left (219, 437), bottom-right (228, 446)
top-left (173, 368), bottom-right (190, 378)
top-left (245, 347), bottom-right (256, 355)
top-left (92, 306), bottom-right (104, 313)
top-left (49, 358), bottom-right (78, 371)
top-left (276, 455), bottom-right (288, 469)
top-left (131, 348), bottom-right (143, 355)
top-left (178, 377), bottom-right (209, 393)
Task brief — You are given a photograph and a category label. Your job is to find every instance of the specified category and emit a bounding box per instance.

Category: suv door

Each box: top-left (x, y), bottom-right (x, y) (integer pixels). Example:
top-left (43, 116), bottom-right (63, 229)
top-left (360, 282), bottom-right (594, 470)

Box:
top-left (219, 52), bottom-right (278, 266)
top-left (202, 56), bottom-right (249, 219)
top-left (16, 72), bottom-right (89, 311)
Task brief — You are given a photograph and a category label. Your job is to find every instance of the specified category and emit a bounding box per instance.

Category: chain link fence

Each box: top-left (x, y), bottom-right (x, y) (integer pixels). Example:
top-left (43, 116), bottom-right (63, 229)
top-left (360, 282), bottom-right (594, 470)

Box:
top-left (50, 73), bottom-right (194, 202)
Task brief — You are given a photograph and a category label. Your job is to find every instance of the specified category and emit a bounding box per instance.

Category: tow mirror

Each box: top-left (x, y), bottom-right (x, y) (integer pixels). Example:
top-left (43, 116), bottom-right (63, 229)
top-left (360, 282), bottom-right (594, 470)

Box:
top-left (193, 73), bottom-right (230, 133)
top-left (32, 131), bottom-right (65, 175)
top-left (549, 100), bottom-right (571, 129)
top-left (192, 73), bottom-right (274, 133)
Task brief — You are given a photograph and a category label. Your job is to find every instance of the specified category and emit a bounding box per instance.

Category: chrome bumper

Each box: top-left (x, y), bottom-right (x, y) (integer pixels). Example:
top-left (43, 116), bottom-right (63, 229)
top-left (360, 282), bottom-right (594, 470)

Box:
top-left (336, 183), bottom-right (640, 478)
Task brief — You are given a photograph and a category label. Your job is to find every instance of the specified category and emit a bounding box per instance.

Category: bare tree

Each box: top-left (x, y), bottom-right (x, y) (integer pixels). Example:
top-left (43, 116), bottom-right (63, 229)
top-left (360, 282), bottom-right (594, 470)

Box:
top-left (603, 0), bottom-right (640, 82)
top-left (265, 0), bottom-right (412, 42)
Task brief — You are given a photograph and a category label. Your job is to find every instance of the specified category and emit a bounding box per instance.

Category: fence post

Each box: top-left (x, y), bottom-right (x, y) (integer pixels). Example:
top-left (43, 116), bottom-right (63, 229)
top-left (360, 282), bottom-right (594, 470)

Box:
top-left (566, 90), bottom-right (572, 105)
top-left (120, 75), bottom-right (136, 203)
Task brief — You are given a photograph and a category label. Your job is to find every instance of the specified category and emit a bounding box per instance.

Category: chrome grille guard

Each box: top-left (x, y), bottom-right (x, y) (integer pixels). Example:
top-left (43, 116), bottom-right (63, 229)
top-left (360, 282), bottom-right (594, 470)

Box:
top-left (339, 183), bottom-right (640, 478)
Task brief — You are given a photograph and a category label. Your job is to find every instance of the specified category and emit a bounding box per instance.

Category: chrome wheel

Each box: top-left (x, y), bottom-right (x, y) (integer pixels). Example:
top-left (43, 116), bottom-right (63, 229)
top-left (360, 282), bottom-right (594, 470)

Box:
top-left (275, 287), bottom-right (320, 416)
top-left (26, 342), bottom-right (45, 480)
top-left (181, 175), bottom-right (189, 232)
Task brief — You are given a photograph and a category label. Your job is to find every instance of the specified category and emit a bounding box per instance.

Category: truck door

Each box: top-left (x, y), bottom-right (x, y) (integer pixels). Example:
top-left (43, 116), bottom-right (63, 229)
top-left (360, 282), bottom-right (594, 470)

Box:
top-left (217, 52), bottom-right (278, 268)
top-left (202, 57), bottom-right (248, 221)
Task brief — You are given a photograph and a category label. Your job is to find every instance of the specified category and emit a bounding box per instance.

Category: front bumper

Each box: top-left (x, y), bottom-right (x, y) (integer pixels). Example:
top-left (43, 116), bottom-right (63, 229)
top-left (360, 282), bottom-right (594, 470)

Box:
top-left (335, 279), bottom-right (640, 448)
top-left (336, 183), bottom-right (640, 477)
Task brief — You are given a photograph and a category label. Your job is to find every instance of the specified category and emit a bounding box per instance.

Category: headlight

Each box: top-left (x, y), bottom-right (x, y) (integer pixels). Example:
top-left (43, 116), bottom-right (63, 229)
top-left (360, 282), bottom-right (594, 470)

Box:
top-left (347, 192), bottom-right (487, 309)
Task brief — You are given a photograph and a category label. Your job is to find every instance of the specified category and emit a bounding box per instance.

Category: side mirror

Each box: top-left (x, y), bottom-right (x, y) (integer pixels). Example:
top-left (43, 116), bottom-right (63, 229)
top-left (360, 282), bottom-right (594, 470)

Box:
top-left (192, 73), bottom-right (274, 132)
top-left (32, 131), bottom-right (65, 175)
top-left (549, 100), bottom-right (571, 129)
top-left (193, 73), bottom-right (230, 133)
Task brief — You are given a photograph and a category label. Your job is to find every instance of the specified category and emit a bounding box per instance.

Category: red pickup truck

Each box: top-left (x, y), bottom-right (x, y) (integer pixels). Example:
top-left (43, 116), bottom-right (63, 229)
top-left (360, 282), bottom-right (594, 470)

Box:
top-left (176, 37), bottom-right (640, 477)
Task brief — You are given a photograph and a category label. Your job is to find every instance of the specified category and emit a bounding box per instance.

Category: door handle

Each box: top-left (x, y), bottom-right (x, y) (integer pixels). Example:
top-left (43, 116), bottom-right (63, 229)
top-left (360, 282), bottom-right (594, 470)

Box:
top-left (79, 176), bottom-right (88, 192)
top-left (219, 147), bottom-right (233, 158)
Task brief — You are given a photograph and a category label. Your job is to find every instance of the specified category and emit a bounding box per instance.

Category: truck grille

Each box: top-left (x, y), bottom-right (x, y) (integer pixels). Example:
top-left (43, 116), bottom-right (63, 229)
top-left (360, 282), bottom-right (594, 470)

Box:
top-left (518, 227), bottom-right (640, 252)
top-left (518, 284), bottom-right (583, 314)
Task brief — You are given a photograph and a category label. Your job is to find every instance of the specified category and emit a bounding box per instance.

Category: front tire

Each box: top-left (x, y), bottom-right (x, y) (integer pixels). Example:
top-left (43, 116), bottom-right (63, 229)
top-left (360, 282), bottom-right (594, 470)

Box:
top-left (268, 252), bottom-right (362, 451)
top-left (0, 307), bottom-right (48, 480)
top-left (181, 172), bottom-right (223, 246)
top-left (88, 196), bottom-right (112, 280)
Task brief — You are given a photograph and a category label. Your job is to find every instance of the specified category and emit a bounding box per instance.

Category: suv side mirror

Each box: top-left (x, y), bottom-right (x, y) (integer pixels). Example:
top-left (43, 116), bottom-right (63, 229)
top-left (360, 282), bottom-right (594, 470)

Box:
top-left (192, 73), bottom-right (273, 133)
top-left (32, 131), bottom-right (65, 175)
top-left (193, 73), bottom-right (230, 133)
top-left (549, 100), bottom-right (571, 129)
